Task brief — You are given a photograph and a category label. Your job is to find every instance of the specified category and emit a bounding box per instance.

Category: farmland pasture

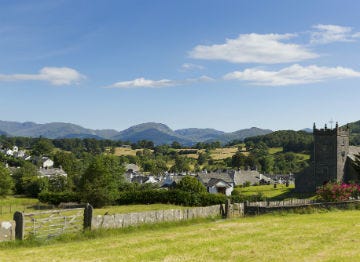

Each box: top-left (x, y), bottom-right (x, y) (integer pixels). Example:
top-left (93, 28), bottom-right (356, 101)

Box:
top-left (1, 210), bottom-right (360, 261)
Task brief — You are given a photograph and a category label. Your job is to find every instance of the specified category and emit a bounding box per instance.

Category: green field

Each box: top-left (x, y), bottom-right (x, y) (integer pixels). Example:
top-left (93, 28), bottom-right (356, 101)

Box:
top-left (234, 184), bottom-right (315, 200)
top-left (94, 204), bottom-right (187, 216)
top-left (1, 210), bottom-right (360, 261)
top-left (0, 197), bottom-right (41, 220)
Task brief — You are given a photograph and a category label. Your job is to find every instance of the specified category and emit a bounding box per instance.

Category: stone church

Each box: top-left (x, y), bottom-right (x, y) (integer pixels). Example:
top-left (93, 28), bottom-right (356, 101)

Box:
top-left (295, 123), bottom-right (360, 192)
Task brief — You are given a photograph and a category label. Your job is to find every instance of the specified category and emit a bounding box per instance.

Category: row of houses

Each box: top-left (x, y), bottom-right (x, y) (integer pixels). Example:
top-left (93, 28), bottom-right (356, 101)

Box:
top-left (0, 146), bottom-right (31, 160)
top-left (0, 145), bottom-right (68, 178)
top-left (124, 164), bottom-right (274, 196)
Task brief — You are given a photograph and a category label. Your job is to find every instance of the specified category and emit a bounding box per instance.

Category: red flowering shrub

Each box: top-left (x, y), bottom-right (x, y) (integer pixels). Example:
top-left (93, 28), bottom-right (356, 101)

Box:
top-left (316, 182), bottom-right (360, 202)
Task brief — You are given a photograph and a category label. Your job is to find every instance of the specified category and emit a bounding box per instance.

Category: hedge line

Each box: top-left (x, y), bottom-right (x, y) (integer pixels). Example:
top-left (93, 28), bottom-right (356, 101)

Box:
top-left (117, 189), bottom-right (227, 206)
top-left (39, 189), bottom-right (228, 207)
top-left (38, 191), bottom-right (81, 205)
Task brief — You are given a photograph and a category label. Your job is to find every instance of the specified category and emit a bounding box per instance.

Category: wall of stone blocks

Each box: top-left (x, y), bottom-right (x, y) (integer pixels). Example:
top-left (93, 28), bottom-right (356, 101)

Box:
top-left (0, 221), bottom-right (15, 241)
top-left (92, 205), bottom-right (223, 230)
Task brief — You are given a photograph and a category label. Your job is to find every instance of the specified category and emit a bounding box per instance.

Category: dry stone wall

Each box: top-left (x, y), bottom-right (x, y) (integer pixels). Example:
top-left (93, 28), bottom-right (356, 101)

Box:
top-left (0, 221), bottom-right (15, 241)
top-left (92, 205), bottom-right (222, 230)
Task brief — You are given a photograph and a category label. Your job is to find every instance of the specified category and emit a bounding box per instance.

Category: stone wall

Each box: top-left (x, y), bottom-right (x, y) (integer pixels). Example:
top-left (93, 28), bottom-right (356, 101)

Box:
top-left (92, 205), bottom-right (223, 230)
top-left (244, 200), bottom-right (360, 215)
top-left (0, 221), bottom-right (15, 241)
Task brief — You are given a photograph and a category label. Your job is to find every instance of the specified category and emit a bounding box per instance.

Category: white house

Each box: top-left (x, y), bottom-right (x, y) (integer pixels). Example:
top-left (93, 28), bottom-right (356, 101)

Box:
top-left (12, 146), bottom-right (18, 152)
top-left (42, 157), bottom-right (54, 168)
top-left (206, 178), bottom-right (233, 196)
top-left (6, 149), bottom-right (13, 156)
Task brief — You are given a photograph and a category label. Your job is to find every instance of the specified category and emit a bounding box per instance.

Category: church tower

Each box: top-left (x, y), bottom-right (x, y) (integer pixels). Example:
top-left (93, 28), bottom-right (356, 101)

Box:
top-left (313, 122), bottom-right (349, 187)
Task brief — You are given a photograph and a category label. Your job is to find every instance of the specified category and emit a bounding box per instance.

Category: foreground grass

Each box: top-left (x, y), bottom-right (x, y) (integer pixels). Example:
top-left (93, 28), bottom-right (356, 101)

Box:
top-left (1, 210), bottom-right (360, 261)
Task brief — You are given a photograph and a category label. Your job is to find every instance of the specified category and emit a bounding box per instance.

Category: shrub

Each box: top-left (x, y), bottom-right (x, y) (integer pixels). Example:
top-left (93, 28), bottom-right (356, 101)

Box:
top-left (316, 182), bottom-right (360, 202)
top-left (38, 191), bottom-right (80, 205)
top-left (117, 189), bottom-right (226, 207)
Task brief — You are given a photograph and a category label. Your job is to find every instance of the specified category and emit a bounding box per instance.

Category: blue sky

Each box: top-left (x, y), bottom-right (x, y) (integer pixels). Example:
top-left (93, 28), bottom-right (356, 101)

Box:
top-left (1, 0), bottom-right (360, 132)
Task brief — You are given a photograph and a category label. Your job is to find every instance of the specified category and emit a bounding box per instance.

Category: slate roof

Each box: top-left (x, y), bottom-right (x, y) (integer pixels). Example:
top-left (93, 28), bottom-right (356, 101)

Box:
top-left (232, 170), bottom-right (262, 185)
top-left (38, 167), bottom-right (67, 177)
top-left (197, 172), bottom-right (233, 186)
top-left (207, 178), bottom-right (232, 188)
top-left (348, 146), bottom-right (360, 161)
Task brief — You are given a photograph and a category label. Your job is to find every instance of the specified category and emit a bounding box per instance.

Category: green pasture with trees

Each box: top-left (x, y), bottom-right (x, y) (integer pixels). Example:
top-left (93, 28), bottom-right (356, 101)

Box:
top-left (0, 130), bottom-right (326, 208)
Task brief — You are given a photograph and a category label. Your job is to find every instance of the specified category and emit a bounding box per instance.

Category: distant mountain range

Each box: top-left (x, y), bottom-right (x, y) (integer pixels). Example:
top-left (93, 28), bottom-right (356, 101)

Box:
top-left (1, 120), bottom-right (359, 145)
top-left (0, 120), bottom-right (272, 145)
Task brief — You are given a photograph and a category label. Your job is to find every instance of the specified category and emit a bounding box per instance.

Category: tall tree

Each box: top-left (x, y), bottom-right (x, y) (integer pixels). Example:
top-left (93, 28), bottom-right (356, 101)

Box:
top-left (0, 164), bottom-right (14, 197)
top-left (79, 155), bottom-right (125, 207)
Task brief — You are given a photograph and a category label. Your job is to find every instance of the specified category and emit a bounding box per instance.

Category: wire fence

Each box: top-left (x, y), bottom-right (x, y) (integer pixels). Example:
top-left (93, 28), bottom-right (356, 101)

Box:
top-left (0, 204), bottom-right (55, 216)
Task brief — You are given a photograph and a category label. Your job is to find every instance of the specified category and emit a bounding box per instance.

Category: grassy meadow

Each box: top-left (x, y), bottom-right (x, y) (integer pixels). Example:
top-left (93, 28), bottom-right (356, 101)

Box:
top-left (113, 147), bottom-right (144, 156)
top-left (233, 184), bottom-right (316, 200)
top-left (93, 204), bottom-right (187, 216)
top-left (1, 210), bottom-right (360, 261)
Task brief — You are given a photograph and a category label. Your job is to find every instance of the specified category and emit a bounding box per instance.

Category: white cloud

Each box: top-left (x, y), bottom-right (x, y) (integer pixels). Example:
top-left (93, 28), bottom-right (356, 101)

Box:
top-left (180, 63), bottom-right (204, 71)
top-left (189, 33), bottom-right (318, 64)
top-left (311, 24), bottom-right (360, 44)
top-left (106, 75), bottom-right (214, 89)
top-left (224, 64), bottom-right (360, 86)
top-left (0, 67), bottom-right (85, 85)
top-left (108, 78), bottom-right (175, 88)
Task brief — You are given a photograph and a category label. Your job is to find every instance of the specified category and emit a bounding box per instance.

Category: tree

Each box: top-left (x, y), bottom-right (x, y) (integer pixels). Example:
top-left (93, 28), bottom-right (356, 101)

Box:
top-left (197, 152), bottom-right (208, 165)
top-left (79, 155), bottom-right (125, 207)
top-left (32, 138), bottom-right (54, 156)
top-left (176, 176), bottom-right (206, 194)
top-left (171, 141), bottom-right (182, 149)
top-left (231, 152), bottom-right (246, 169)
top-left (170, 156), bottom-right (191, 173)
top-left (0, 164), bottom-right (14, 197)
top-left (13, 162), bottom-right (47, 197)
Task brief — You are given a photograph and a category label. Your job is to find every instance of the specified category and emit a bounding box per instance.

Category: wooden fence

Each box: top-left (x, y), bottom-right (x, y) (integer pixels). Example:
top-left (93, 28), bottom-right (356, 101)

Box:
top-left (0, 204), bottom-right (55, 216)
top-left (246, 199), bottom-right (318, 207)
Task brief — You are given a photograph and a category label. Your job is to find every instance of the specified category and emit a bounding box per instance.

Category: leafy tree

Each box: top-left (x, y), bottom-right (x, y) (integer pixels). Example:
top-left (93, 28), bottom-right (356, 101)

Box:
top-left (176, 176), bottom-right (206, 194)
top-left (0, 164), bottom-right (14, 197)
top-left (170, 156), bottom-right (191, 173)
top-left (231, 152), bottom-right (246, 169)
top-left (79, 155), bottom-right (125, 207)
top-left (32, 138), bottom-right (54, 156)
top-left (258, 156), bottom-right (274, 174)
top-left (53, 151), bottom-right (79, 175)
top-left (13, 162), bottom-right (47, 197)
top-left (47, 175), bottom-right (68, 192)
top-left (171, 141), bottom-right (182, 149)
top-left (197, 152), bottom-right (208, 165)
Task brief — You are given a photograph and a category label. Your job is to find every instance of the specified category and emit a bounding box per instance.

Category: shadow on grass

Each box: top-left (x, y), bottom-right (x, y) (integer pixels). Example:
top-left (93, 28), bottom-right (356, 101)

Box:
top-left (266, 188), bottom-right (316, 201)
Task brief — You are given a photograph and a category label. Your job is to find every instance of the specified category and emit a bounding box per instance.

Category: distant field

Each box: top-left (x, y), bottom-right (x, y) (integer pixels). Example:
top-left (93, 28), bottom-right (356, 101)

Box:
top-left (268, 147), bottom-right (283, 154)
top-left (2, 210), bottom-right (360, 261)
top-left (113, 147), bottom-right (143, 156)
top-left (210, 147), bottom-right (238, 160)
top-left (175, 148), bottom-right (201, 159)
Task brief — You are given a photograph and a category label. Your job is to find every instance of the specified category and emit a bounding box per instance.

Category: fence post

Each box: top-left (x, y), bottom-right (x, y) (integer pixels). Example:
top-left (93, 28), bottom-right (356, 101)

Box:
top-left (225, 199), bottom-right (231, 218)
top-left (13, 211), bottom-right (25, 240)
top-left (84, 203), bottom-right (93, 230)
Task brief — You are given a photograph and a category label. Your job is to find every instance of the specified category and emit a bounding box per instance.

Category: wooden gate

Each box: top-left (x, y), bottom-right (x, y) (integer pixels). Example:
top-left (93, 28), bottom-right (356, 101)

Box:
top-left (22, 208), bottom-right (84, 239)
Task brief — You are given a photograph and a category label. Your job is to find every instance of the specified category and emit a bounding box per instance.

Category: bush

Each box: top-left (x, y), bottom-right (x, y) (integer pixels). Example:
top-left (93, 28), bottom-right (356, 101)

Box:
top-left (117, 189), bottom-right (226, 207)
top-left (316, 182), bottom-right (360, 202)
top-left (38, 191), bottom-right (80, 205)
